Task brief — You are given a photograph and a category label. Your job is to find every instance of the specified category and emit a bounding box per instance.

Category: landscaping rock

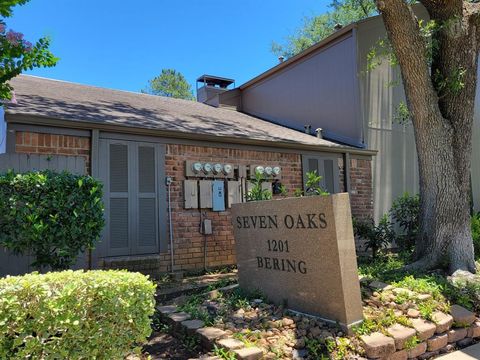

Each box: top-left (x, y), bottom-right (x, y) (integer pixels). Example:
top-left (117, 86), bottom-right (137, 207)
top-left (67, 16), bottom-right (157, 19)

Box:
top-left (411, 318), bottom-right (436, 341)
top-left (387, 323), bottom-right (416, 350)
top-left (457, 337), bottom-right (473, 348)
top-left (468, 321), bottom-right (480, 338)
top-left (407, 308), bottom-right (420, 318)
top-left (181, 319), bottom-right (205, 334)
top-left (390, 349), bottom-right (408, 360)
top-left (233, 347), bottom-right (264, 360)
top-left (447, 327), bottom-right (467, 343)
top-left (406, 342), bottom-right (427, 359)
top-left (417, 294), bottom-right (432, 301)
top-left (450, 304), bottom-right (476, 327)
top-left (168, 312), bottom-right (191, 323)
top-left (369, 281), bottom-right (390, 291)
top-left (360, 332), bottom-right (395, 358)
top-left (217, 338), bottom-right (244, 350)
top-left (156, 304), bottom-right (178, 315)
top-left (292, 349), bottom-right (308, 360)
top-left (196, 327), bottom-right (227, 350)
top-left (427, 334), bottom-right (448, 352)
top-left (393, 288), bottom-right (416, 297)
top-left (431, 311), bottom-right (453, 333)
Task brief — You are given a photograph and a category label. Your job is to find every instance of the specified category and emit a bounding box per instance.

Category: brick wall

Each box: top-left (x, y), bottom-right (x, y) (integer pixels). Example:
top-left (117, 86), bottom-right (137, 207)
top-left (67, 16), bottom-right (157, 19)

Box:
top-left (349, 158), bottom-right (373, 221)
top-left (15, 131), bottom-right (91, 173)
top-left (13, 130), bottom-right (374, 274)
top-left (161, 144), bottom-right (304, 272)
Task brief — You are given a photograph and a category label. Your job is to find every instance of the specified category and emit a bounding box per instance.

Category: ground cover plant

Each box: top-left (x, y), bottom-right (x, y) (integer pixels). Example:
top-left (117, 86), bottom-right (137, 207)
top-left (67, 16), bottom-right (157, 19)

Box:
top-left (0, 270), bottom-right (156, 359)
top-left (0, 170), bottom-right (104, 270)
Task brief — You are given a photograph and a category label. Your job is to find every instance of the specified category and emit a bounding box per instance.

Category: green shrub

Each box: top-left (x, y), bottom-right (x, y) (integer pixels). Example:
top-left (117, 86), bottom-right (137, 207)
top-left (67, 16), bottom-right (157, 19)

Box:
top-left (0, 270), bottom-right (156, 359)
top-left (472, 213), bottom-right (480, 259)
top-left (353, 215), bottom-right (395, 259)
top-left (0, 170), bottom-right (104, 270)
top-left (390, 192), bottom-right (420, 251)
top-left (247, 171), bottom-right (272, 201)
top-left (294, 170), bottom-right (329, 197)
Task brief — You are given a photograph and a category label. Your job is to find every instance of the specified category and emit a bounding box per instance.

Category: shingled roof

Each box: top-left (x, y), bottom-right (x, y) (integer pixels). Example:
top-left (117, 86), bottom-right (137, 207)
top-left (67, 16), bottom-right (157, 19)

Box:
top-left (4, 75), bottom-right (371, 153)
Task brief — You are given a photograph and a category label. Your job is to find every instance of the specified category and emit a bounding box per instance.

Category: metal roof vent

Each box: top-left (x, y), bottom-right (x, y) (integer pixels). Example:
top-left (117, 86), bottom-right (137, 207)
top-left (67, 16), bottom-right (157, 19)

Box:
top-left (278, 56), bottom-right (285, 63)
top-left (315, 128), bottom-right (323, 139)
top-left (334, 23), bottom-right (343, 31)
top-left (304, 125), bottom-right (311, 134)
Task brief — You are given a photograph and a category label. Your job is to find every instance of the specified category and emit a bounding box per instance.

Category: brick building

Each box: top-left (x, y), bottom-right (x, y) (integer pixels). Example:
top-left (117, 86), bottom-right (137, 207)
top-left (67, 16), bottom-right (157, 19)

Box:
top-left (0, 75), bottom-right (375, 276)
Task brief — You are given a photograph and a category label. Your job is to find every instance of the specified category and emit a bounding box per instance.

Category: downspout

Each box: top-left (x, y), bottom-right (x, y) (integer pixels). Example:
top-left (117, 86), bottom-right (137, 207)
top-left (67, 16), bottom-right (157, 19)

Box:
top-left (166, 176), bottom-right (174, 272)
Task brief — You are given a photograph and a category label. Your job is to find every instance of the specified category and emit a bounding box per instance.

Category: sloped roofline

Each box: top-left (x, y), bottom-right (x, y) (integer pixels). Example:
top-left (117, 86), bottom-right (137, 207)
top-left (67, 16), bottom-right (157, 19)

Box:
top-left (239, 23), bottom-right (356, 90)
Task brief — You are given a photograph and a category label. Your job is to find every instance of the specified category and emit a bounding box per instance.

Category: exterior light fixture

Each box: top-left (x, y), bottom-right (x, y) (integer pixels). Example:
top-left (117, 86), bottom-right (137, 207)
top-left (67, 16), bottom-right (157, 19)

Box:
top-left (273, 166), bottom-right (281, 176)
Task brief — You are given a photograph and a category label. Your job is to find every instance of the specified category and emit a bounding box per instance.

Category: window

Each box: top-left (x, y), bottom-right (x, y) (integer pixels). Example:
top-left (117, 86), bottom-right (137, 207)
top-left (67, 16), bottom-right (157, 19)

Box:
top-left (301, 154), bottom-right (340, 194)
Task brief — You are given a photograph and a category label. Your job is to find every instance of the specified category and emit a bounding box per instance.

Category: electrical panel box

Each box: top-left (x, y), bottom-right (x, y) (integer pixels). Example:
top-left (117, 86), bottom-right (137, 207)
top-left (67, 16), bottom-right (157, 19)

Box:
top-left (199, 180), bottom-right (213, 208)
top-left (227, 181), bottom-right (242, 208)
top-left (212, 180), bottom-right (226, 212)
top-left (201, 219), bottom-right (212, 235)
top-left (183, 180), bottom-right (198, 209)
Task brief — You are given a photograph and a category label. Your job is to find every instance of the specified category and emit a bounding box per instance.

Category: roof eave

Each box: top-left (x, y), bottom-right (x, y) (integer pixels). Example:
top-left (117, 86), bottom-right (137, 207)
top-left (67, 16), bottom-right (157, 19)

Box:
top-left (5, 112), bottom-right (377, 156)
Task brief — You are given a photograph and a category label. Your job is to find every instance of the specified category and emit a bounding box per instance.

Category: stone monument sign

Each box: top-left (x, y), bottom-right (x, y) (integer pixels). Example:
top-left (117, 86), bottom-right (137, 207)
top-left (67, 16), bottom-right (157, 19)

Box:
top-left (231, 193), bottom-right (363, 330)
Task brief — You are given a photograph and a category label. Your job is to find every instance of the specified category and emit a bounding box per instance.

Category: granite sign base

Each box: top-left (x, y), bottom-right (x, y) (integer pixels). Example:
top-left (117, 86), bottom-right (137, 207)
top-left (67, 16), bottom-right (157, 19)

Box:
top-left (231, 193), bottom-right (363, 331)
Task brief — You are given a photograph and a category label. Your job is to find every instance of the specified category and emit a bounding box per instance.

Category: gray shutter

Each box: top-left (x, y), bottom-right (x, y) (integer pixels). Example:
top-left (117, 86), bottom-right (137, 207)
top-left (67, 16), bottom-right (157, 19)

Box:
top-left (105, 141), bottom-right (131, 257)
top-left (133, 144), bottom-right (158, 255)
top-left (302, 155), bottom-right (340, 194)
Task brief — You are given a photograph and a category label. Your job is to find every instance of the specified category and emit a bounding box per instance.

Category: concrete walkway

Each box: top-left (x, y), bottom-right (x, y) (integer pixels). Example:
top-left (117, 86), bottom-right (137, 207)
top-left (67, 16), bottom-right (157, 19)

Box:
top-left (438, 343), bottom-right (480, 359)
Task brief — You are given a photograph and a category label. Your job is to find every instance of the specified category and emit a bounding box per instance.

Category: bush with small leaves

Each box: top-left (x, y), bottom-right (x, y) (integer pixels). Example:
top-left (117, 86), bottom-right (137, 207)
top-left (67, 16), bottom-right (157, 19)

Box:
top-left (0, 170), bottom-right (104, 270)
top-left (0, 270), bottom-right (156, 359)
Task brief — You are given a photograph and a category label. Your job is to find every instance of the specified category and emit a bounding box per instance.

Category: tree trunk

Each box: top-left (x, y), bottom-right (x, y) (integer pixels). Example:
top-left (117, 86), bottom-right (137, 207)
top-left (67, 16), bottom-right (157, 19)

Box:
top-left (375, 0), bottom-right (480, 273)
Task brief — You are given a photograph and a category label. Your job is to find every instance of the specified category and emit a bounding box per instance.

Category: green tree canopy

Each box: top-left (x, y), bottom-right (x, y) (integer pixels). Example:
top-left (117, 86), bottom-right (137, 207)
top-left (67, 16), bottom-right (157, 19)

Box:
top-left (142, 69), bottom-right (195, 100)
top-left (0, 0), bottom-right (58, 100)
top-left (272, 0), bottom-right (377, 58)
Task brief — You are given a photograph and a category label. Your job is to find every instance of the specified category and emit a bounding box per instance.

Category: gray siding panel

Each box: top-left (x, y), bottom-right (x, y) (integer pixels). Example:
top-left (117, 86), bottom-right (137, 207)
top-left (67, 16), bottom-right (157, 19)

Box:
top-left (356, 9), bottom-right (427, 219)
top-left (241, 33), bottom-right (362, 146)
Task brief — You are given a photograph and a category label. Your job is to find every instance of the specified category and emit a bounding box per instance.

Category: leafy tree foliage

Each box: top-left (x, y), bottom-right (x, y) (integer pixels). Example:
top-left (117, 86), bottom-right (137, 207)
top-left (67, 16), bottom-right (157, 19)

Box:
top-left (142, 68), bottom-right (195, 100)
top-left (0, 0), bottom-right (58, 100)
top-left (272, 0), bottom-right (376, 58)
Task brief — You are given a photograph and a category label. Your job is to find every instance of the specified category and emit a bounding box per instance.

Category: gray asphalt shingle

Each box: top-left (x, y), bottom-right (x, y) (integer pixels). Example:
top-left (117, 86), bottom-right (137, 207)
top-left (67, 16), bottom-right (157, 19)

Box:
top-left (5, 75), bottom-right (347, 149)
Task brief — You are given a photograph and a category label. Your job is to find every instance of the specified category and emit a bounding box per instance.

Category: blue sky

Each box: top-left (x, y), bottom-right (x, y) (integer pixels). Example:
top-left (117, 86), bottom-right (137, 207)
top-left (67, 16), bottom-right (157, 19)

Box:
top-left (6, 0), bottom-right (330, 93)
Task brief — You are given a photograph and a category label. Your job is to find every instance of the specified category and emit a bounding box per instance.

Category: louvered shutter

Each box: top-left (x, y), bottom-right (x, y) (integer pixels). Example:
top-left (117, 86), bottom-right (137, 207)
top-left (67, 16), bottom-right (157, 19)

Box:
top-left (302, 155), bottom-right (340, 194)
top-left (134, 145), bottom-right (158, 254)
top-left (105, 142), bottom-right (131, 256)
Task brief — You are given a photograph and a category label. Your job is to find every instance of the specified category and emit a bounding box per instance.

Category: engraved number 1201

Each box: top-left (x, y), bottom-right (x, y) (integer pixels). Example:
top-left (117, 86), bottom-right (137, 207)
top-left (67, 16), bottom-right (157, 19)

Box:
top-left (267, 239), bottom-right (289, 253)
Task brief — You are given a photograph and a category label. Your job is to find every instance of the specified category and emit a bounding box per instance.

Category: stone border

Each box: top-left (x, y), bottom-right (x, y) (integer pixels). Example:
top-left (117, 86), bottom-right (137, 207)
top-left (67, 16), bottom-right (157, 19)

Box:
top-left (157, 304), bottom-right (264, 360)
top-left (360, 305), bottom-right (480, 359)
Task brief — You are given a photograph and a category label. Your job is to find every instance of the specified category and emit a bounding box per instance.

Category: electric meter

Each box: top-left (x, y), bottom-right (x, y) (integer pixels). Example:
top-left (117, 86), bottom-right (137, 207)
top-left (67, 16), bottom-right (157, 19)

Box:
top-left (213, 163), bottom-right (223, 174)
top-left (203, 163), bottom-right (213, 173)
top-left (255, 166), bottom-right (265, 175)
top-left (192, 162), bottom-right (203, 174)
top-left (223, 164), bottom-right (233, 175)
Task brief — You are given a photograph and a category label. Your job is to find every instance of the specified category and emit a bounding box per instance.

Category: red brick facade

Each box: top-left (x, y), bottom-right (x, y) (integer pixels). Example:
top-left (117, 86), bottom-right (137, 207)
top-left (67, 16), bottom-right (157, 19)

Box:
top-left (15, 131), bottom-right (91, 173)
top-left (14, 131), bottom-right (373, 275)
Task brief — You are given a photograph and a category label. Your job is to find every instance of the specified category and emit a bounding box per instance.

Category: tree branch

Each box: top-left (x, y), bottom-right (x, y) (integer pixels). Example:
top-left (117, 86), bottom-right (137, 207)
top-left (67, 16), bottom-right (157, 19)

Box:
top-left (376, 0), bottom-right (442, 124)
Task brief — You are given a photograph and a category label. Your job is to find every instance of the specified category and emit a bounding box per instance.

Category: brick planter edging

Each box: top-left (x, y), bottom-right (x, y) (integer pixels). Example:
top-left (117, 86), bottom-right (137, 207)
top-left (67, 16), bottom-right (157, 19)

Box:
top-left (157, 304), bottom-right (263, 360)
top-left (361, 307), bottom-right (480, 359)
